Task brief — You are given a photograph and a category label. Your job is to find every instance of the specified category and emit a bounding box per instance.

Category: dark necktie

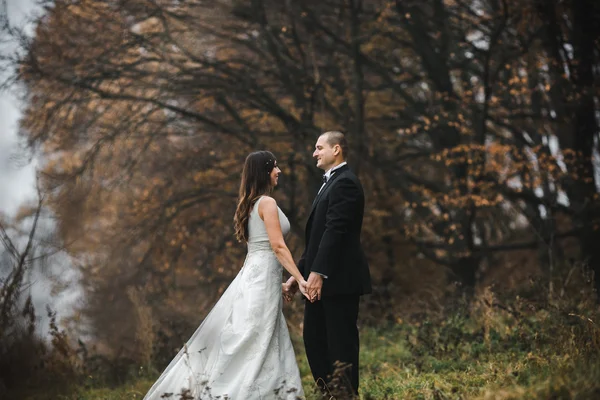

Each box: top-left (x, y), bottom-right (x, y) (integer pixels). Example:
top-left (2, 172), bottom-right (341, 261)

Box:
top-left (322, 174), bottom-right (327, 184)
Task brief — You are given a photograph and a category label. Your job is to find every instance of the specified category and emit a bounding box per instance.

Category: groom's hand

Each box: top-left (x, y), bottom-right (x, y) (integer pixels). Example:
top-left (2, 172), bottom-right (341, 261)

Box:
top-left (306, 272), bottom-right (323, 301)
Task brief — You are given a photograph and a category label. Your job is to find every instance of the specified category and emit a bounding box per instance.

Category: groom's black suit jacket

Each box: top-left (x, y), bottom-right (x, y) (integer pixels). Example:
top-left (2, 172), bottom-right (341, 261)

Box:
top-left (298, 165), bottom-right (372, 296)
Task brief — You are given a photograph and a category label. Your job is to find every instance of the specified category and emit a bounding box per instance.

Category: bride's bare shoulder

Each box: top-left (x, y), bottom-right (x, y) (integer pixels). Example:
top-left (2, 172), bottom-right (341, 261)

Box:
top-left (257, 196), bottom-right (278, 217)
top-left (259, 196), bottom-right (277, 207)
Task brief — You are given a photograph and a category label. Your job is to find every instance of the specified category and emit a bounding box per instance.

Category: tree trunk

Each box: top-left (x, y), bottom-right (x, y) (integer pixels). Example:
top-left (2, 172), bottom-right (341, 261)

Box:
top-left (570, 0), bottom-right (600, 298)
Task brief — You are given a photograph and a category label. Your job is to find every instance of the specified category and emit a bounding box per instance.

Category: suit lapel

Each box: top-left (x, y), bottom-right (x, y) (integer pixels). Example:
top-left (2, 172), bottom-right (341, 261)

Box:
top-left (311, 182), bottom-right (327, 208)
top-left (308, 165), bottom-right (349, 218)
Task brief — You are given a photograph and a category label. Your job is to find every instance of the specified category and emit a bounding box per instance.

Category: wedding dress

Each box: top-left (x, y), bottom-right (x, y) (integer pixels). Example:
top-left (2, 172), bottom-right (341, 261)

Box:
top-left (143, 196), bottom-right (305, 399)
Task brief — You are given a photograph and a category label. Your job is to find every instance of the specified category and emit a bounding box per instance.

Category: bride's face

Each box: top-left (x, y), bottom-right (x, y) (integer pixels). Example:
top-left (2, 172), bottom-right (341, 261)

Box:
top-left (270, 162), bottom-right (281, 187)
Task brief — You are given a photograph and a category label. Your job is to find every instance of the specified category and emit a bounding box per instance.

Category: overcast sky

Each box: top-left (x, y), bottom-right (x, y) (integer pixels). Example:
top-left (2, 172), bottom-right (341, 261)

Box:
top-left (1, 1), bottom-right (82, 338)
top-left (1, 0), bottom-right (39, 217)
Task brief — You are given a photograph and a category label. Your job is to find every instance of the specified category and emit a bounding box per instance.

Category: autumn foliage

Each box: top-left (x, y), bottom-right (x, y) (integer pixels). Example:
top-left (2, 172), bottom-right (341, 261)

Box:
top-left (4, 0), bottom-right (599, 378)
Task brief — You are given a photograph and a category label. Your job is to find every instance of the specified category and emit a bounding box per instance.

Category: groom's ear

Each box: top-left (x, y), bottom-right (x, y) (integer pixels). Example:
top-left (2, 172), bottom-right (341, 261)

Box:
top-left (333, 144), bottom-right (340, 156)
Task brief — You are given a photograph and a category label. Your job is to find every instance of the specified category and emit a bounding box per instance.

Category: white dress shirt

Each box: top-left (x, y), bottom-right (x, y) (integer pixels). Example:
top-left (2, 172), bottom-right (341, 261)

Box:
top-left (317, 161), bottom-right (347, 194)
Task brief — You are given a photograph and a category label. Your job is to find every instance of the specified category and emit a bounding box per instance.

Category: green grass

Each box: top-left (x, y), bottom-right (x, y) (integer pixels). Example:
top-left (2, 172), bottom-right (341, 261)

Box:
top-left (10, 310), bottom-right (600, 400)
top-left (6, 380), bottom-right (153, 400)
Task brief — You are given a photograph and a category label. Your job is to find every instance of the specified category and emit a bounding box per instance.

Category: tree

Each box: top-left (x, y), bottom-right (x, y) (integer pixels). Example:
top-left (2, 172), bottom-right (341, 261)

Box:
top-left (5, 0), bottom-right (599, 366)
top-left (533, 0), bottom-right (600, 294)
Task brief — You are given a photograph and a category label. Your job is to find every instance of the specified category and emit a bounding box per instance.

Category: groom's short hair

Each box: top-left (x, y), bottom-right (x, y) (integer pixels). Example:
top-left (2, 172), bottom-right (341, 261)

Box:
top-left (321, 131), bottom-right (348, 160)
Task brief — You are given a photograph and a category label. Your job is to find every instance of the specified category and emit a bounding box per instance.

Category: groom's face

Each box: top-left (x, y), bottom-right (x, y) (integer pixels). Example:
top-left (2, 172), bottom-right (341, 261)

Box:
top-left (313, 135), bottom-right (337, 171)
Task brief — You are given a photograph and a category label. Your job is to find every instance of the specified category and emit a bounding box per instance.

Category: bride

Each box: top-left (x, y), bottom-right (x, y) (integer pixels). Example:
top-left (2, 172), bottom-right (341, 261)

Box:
top-left (143, 151), bottom-right (308, 399)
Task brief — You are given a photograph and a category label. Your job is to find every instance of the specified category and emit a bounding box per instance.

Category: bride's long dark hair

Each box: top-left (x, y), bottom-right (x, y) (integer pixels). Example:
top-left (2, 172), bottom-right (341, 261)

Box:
top-left (234, 151), bottom-right (277, 242)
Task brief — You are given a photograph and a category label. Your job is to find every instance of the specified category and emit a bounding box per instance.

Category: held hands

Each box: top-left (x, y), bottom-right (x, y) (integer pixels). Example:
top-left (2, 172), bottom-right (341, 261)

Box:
top-left (282, 277), bottom-right (312, 302)
top-left (297, 279), bottom-right (311, 301)
top-left (306, 272), bottom-right (323, 302)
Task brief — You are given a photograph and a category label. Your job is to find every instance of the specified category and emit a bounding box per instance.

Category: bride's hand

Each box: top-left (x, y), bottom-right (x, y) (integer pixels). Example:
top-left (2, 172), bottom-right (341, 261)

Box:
top-left (298, 279), bottom-right (313, 302)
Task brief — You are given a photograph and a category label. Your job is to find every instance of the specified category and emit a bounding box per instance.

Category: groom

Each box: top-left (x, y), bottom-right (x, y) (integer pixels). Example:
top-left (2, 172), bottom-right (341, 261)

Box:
top-left (286, 131), bottom-right (371, 396)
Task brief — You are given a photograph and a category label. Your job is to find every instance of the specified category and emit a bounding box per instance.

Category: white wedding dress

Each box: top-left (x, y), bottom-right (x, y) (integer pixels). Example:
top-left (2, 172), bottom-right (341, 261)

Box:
top-left (143, 197), bottom-right (305, 399)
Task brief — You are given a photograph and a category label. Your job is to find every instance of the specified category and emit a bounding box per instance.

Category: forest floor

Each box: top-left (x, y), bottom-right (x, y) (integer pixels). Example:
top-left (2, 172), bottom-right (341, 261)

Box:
top-left (13, 295), bottom-right (600, 400)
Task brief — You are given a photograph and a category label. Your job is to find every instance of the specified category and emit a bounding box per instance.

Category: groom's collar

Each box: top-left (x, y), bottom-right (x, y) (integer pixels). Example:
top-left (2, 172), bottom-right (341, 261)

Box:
top-left (323, 161), bottom-right (347, 181)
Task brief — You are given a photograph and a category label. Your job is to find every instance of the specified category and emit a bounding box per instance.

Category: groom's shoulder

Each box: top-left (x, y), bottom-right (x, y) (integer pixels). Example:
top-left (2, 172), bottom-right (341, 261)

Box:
top-left (339, 168), bottom-right (360, 183)
top-left (339, 170), bottom-right (366, 195)
top-left (332, 171), bottom-right (363, 192)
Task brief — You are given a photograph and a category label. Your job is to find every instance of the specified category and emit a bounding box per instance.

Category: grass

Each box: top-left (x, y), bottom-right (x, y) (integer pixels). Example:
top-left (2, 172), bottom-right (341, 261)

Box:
top-left (13, 325), bottom-right (600, 400)
top-left (9, 291), bottom-right (600, 400)
top-left (49, 328), bottom-right (595, 399)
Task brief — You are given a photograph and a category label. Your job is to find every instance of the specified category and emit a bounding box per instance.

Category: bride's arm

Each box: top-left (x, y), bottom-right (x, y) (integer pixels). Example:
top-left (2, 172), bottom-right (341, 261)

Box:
top-left (284, 247), bottom-right (306, 292)
top-left (259, 197), bottom-right (307, 288)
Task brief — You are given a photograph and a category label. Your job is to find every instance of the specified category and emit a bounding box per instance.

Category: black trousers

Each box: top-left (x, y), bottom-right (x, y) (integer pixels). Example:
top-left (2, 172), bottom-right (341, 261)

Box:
top-left (303, 295), bottom-right (360, 395)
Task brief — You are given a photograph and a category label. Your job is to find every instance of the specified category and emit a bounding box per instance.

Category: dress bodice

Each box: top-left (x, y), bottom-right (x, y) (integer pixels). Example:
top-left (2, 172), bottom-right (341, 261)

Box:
top-left (248, 196), bottom-right (290, 245)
